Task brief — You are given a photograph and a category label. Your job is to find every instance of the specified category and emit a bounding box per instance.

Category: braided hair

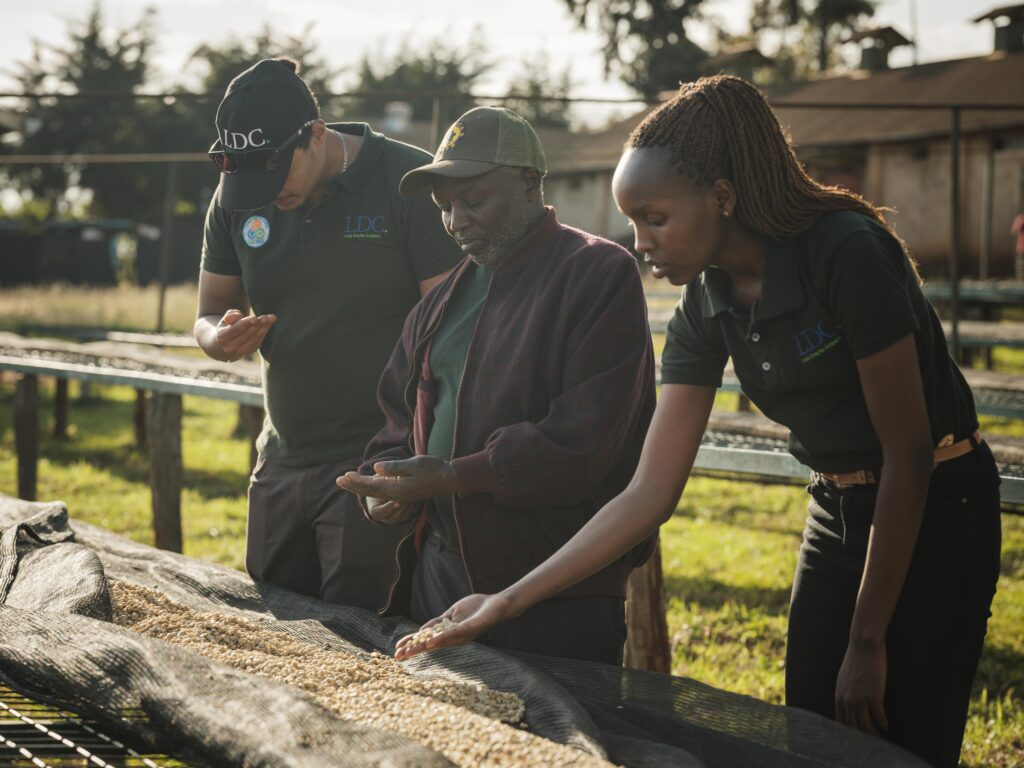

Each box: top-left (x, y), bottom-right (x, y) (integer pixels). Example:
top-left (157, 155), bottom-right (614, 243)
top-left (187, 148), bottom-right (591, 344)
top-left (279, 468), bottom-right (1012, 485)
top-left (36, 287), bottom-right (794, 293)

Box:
top-left (628, 76), bottom-right (894, 243)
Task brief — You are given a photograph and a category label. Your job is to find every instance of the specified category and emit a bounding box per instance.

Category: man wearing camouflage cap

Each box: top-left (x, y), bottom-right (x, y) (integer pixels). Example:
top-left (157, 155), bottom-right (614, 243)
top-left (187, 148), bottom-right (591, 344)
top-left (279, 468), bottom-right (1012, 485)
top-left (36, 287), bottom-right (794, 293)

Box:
top-left (338, 107), bottom-right (657, 664)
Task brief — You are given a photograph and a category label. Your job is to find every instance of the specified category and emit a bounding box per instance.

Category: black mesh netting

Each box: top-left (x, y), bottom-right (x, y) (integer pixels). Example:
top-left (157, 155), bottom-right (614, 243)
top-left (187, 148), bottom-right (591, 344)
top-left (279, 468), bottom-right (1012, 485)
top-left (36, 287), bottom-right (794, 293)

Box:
top-left (0, 495), bottom-right (928, 767)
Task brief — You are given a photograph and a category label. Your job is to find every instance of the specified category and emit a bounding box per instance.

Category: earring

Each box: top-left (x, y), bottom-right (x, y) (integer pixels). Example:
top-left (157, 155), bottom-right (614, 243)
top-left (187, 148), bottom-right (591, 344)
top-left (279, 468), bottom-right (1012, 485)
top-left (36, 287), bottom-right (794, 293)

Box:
top-left (722, 210), bottom-right (731, 218)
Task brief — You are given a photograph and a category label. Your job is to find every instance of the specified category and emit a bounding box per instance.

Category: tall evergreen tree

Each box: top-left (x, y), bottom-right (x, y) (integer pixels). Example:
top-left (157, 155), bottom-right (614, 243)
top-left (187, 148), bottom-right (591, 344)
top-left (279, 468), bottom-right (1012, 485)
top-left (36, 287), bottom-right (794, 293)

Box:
top-left (750, 0), bottom-right (876, 77)
top-left (502, 53), bottom-right (573, 129)
top-left (562, 0), bottom-right (709, 99)
top-left (346, 36), bottom-right (489, 124)
top-left (6, 3), bottom-right (160, 221)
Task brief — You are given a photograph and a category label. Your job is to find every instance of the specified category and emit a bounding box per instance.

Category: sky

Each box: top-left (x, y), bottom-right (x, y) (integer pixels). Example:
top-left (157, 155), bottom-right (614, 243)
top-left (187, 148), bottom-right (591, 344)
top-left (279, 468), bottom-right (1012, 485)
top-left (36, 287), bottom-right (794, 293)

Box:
top-left (0, 0), bottom-right (994, 109)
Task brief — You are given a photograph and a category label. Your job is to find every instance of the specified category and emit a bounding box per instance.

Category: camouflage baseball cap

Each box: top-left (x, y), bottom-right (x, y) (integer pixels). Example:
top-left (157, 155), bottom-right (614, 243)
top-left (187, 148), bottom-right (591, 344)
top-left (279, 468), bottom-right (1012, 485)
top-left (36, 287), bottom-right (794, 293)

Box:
top-left (399, 106), bottom-right (547, 196)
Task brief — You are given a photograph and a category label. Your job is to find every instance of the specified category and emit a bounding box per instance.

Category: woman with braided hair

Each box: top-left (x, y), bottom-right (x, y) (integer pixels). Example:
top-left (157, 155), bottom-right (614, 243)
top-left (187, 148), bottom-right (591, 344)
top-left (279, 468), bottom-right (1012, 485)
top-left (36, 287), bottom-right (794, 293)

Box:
top-left (395, 75), bottom-right (1001, 767)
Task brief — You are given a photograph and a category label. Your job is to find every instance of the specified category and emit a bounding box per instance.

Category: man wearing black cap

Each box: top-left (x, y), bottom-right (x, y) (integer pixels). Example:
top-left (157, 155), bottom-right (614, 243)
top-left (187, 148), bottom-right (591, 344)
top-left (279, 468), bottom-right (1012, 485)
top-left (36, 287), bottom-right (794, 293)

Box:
top-left (194, 58), bottom-right (462, 610)
top-left (338, 107), bottom-right (657, 664)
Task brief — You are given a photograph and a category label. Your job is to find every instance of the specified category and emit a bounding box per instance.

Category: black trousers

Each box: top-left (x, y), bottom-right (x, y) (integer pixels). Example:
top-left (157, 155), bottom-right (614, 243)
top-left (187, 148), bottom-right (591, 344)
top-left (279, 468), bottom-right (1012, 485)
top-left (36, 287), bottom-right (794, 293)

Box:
top-left (786, 443), bottom-right (1002, 767)
top-left (246, 456), bottom-right (409, 611)
top-left (410, 531), bottom-right (627, 665)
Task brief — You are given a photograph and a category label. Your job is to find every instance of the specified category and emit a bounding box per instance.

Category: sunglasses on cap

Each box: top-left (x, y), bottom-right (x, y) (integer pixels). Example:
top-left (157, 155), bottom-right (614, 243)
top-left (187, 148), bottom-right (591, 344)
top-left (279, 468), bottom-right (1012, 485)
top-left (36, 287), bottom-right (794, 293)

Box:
top-left (208, 119), bottom-right (317, 174)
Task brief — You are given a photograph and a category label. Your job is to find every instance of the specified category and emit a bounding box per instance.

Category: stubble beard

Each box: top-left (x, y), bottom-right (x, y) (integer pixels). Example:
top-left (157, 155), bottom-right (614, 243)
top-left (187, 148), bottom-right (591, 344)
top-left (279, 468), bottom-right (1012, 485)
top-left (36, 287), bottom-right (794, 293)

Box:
top-left (468, 201), bottom-right (536, 269)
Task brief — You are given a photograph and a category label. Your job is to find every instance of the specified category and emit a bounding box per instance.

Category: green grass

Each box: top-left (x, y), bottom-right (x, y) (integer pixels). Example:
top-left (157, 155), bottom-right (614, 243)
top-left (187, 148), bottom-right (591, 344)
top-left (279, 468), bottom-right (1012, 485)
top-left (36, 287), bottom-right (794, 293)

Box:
top-left (0, 380), bottom-right (250, 568)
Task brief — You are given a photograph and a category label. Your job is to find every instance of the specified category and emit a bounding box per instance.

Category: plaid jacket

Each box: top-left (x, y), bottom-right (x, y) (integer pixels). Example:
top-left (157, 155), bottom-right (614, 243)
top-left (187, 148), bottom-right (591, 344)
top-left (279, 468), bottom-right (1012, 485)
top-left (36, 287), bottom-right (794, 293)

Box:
top-left (361, 209), bottom-right (658, 615)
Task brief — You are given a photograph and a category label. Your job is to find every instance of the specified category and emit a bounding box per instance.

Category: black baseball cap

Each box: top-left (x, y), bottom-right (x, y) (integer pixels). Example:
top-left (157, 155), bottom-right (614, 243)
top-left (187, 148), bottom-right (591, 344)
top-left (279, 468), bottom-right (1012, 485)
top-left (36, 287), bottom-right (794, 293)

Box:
top-left (399, 107), bottom-right (547, 196)
top-left (213, 59), bottom-right (319, 211)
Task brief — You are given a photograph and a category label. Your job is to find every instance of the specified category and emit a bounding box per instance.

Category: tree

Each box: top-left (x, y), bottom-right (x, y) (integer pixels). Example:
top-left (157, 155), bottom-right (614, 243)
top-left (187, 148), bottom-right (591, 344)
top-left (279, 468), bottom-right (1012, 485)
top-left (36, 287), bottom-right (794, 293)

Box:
top-left (562, 0), bottom-right (710, 99)
top-left (749, 0), bottom-right (876, 77)
top-left (186, 25), bottom-right (340, 126)
top-left (345, 36), bottom-right (490, 124)
top-left (502, 53), bottom-right (574, 129)
top-left (6, 3), bottom-right (160, 221)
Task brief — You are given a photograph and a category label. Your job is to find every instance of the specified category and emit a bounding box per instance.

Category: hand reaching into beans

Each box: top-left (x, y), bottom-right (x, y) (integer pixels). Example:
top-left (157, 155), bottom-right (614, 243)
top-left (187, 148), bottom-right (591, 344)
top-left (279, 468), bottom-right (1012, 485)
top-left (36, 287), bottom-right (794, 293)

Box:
top-left (394, 592), bottom-right (518, 660)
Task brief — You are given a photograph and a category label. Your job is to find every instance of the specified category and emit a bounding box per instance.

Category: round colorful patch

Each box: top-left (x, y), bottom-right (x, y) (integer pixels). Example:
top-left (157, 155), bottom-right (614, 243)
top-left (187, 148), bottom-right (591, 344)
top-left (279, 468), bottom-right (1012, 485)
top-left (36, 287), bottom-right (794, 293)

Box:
top-left (242, 215), bottom-right (270, 248)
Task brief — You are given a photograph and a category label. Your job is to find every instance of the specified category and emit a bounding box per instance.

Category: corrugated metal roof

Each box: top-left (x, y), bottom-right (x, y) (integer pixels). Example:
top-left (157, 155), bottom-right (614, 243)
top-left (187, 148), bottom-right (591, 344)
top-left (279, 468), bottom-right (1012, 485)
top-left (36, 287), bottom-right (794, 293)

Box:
top-left (546, 50), bottom-right (1024, 172)
top-left (767, 51), bottom-right (1024, 146)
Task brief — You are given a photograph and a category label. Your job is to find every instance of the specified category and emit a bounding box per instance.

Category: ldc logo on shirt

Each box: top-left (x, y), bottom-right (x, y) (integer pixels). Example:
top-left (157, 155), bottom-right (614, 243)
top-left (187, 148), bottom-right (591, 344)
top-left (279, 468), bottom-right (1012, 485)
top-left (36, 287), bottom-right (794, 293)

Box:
top-left (343, 215), bottom-right (387, 240)
top-left (793, 320), bottom-right (842, 363)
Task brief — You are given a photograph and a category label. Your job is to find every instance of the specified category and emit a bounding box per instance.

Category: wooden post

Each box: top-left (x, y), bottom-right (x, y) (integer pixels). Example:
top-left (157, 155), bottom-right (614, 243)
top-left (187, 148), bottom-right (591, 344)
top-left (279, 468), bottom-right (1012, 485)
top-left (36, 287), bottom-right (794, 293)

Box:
top-left (624, 541), bottom-right (672, 673)
top-left (155, 162), bottom-right (178, 333)
top-left (134, 389), bottom-right (147, 449)
top-left (430, 95), bottom-right (444, 150)
top-left (146, 393), bottom-right (183, 552)
top-left (14, 375), bottom-right (39, 501)
top-left (53, 378), bottom-right (69, 439)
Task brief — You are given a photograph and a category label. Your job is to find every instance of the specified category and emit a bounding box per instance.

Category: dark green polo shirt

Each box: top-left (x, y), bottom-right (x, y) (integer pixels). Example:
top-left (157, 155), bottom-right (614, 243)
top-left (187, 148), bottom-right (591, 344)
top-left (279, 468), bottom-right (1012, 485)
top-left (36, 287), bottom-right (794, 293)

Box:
top-left (426, 262), bottom-right (492, 547)
top-left (201, 123), bottom-right (463, 466)
top-left (662, 210), bottom-right (978, 473)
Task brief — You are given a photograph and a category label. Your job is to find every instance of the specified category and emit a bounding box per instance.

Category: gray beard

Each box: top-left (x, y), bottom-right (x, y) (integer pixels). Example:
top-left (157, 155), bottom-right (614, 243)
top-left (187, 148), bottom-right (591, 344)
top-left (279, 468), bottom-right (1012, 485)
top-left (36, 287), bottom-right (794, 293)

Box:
top-left (468, 203), bottom-right (536, 269)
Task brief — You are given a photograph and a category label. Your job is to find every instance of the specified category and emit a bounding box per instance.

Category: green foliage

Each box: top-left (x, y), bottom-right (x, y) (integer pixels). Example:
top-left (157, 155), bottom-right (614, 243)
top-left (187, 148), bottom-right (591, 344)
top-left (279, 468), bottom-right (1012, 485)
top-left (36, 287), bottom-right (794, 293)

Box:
top-left (503, 53), bottom-right (574, 129)
top-left (6, 2), bottom-right (162, 222)
top-left (346, 35), bottom-right (490, 123)
top-left (4, 7), bottom-right (344, 228)
top-left (562, 0), bottom-right (709, 98)
top-left (748, 0), bottom-right (877, 78)
top-left (186, 25), bottom-right (341, 127)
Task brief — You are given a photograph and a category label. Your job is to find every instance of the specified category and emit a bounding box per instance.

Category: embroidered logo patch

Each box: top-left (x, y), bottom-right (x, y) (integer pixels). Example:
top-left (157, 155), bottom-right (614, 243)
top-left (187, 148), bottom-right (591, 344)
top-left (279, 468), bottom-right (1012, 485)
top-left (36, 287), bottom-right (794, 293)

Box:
top-left (242, 215), bottom-right (270, 248)
top-left (437, 122), bottom-right (464, 158)
top-left (793, 320), bottom-right (842, 363)
top-left (342, 215), bottom-right (387, 240)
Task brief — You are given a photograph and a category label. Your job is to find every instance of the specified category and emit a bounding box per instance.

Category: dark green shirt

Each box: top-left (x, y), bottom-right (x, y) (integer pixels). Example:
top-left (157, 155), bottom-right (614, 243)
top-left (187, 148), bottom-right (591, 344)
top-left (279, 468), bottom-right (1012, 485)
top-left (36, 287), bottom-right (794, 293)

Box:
top-left (662, 210), bottom-right (978, 473)
top-left (426, 262), bottom-right (492, 546)
top-left (201, 123), bottom-right (463, 466)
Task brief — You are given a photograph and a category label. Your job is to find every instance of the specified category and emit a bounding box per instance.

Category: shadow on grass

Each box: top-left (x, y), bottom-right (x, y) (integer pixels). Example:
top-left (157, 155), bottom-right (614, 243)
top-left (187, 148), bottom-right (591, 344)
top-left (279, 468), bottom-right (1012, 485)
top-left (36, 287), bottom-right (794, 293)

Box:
top-left (4, 396), bottom-right (250, 501)
top-left (664, 573), bottom-right (792, 613)
top-left (673, 505), bottom-right (806, 538)
top-left (975, 641), bottom-right (1024, 700)
top-left (42, 441), bottom-right (248, 500)
top-left (1000, 544), bottom-right (1024, 580)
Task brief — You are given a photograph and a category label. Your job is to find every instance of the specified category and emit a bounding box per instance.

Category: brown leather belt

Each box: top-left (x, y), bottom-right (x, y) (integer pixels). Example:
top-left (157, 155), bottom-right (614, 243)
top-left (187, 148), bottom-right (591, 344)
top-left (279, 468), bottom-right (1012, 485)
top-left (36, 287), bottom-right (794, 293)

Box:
top-left (813, 430), bottom-right (982, 489)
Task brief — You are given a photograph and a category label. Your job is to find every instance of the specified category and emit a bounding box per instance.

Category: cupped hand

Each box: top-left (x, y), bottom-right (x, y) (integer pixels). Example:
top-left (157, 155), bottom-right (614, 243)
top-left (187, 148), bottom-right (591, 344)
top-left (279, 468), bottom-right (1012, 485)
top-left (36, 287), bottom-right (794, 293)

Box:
top-left (365, 496), bottom-right (417, 525)
top-left (394, 592), bottom-right (516, 661)
top-left (835, 639), bottom-right (889, 736)
top-left (336, 456), bottom-right (456, 505)
top-left (216, 309), bottom-right (276, 361)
